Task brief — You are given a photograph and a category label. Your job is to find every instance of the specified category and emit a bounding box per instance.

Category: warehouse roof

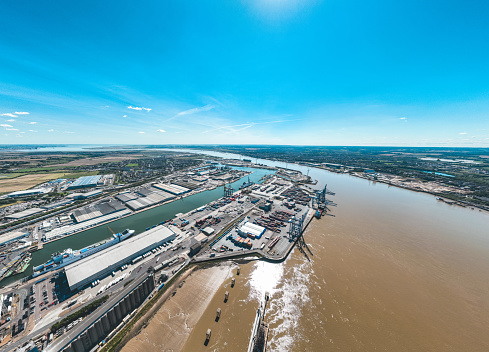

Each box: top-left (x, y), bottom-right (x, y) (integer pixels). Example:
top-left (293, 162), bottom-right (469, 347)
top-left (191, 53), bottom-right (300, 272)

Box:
top-left (65, 225), bottom-right (175, 289)
top-left (0, 230), bottom-right (29, 245)
top-left (6, 208), bottom-right (45, 220)
top-left (239, 222), bottom-right (266, 238)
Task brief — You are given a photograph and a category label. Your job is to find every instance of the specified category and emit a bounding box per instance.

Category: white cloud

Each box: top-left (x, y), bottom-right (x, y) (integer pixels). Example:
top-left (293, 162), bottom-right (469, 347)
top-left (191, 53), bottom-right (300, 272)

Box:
top-left (63, 131), bottom-right (75, 134)
top-left (6, 119), bottom-right (15, 122)
top-left (156, 129), bottom-right (166, 133)
top-left (20, 131), bottom-right (25, 134)
top-left (6, 128), bottom-right (18, 131)
top-left (399, 117), bottom-right (407, 121)
top-left (48, 129), bottom-right (54, 132)
top-left (128, 106), bottom-right (151, 111)
top-left (28, 130), bottom-right (38, 132)
top-left (14, 112), bottom-right (29, 115)
top-left (123, 115), bottom-right (127, 118)
top-left (0, 113), bottom-right (17, 117)
top-left (459, 132), bottom-right (468, 135)
top-left (0, 124), bottom-right (13, 128)
top-left (138, 131), bottom-right (145, 134)
top-left (29, 121), bottom-right (37, 124)
top-left (167, 104), bottom-right (215, 121)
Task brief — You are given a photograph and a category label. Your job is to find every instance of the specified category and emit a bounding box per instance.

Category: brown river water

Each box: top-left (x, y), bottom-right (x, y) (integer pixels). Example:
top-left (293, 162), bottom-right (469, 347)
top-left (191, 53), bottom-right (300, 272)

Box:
top-left (132, 170), bottom-right (489, 352)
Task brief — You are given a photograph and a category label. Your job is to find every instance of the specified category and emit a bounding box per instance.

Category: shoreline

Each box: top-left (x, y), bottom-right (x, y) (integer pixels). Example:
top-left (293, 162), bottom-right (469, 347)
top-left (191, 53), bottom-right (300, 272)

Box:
top-left (118, 262), bottom-right (235, 352)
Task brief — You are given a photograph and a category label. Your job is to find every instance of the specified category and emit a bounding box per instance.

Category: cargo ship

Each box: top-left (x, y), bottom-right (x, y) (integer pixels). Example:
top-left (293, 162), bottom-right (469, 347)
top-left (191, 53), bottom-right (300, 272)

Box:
top-left (33, 229), bottom-right (135, 277)
top-left (239, 176), bottom-right (254, 190)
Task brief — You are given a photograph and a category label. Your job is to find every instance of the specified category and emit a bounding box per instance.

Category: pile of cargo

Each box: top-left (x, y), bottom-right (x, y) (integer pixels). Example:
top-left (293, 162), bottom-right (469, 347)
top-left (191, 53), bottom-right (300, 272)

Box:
top-left (230, 235), bottom-right (252, 248)
top-left (195, 215), bottom-right (221, 229)
top-left (281, 187), bottom-right (311, 205)
top-left (254, 210), bottom-right (292, 233)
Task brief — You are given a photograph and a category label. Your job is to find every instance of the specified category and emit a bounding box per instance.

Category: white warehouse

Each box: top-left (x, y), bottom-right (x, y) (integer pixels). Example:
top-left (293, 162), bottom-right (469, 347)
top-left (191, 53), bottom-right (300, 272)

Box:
top-left (238, 222), bottom-right (266, 239)
top-left (65, 225), bottom-right (175, 290)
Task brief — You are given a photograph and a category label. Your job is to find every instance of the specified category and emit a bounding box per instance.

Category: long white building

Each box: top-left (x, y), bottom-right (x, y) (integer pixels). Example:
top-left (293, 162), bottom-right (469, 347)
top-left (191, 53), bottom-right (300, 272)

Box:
top-left (65, 226), bottom-right (175, 290)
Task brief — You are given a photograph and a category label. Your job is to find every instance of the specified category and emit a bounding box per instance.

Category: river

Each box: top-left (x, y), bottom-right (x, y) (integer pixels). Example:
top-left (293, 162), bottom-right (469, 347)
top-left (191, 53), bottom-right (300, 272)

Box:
top-left (173, 149), bottom-right (489, 352)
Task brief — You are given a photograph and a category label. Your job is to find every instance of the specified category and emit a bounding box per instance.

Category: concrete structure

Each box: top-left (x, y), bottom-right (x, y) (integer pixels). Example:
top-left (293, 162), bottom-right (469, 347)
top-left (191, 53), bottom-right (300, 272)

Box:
top-left (6, 188), bottom-right (51, 198)
top-left (0, 230), bottom-right (29, 246)
top-left (239, 222), bottom-right (266, 239)
top-left (60, 276), bottom-right (155, 352)
top-left (6, 207), bottom-right (44, 220)
top-left (65, 226), bottom-right (175, 290)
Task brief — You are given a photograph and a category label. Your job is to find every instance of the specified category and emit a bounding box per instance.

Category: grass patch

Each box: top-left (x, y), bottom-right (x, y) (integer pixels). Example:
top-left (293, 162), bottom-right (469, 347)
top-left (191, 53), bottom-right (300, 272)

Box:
top-left (0, 173), bottom-right (27, 179)
top-left (126, 163), bottom-right (138, 167)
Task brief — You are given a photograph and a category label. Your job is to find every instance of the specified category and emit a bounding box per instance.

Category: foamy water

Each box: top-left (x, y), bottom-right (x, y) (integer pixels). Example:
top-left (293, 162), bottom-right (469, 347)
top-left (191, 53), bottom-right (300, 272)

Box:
top-left (247, 251), bottom-right (314, 352)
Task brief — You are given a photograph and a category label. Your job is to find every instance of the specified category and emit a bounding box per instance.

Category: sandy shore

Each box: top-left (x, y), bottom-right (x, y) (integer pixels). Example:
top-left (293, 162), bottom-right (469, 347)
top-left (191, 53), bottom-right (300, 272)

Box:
top-left (121, 263), bottom-right (235, 352)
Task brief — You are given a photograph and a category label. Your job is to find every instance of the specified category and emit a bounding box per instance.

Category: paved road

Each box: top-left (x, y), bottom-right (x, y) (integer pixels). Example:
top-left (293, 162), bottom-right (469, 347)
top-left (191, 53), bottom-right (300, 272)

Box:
top-left (5, 243), bottom-right (189, 352)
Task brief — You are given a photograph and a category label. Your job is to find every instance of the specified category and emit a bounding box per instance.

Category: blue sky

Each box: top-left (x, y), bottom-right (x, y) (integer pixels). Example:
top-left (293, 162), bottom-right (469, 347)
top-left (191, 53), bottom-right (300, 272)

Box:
top-left (1, 0), bottom-right (488, 146)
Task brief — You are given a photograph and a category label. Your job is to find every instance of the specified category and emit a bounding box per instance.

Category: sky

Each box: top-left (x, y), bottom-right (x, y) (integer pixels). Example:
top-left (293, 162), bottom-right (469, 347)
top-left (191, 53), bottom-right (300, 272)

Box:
top-left (1, 0), bottom-right (489, 146)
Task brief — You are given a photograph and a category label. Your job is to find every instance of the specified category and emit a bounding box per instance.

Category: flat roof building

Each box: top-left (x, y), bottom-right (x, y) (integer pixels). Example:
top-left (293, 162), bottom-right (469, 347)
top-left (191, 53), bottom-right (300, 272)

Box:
top-left (65, 225), bottom-right (175, 290)
top-left (6, 188), bottom-right (51, 198)
top-left (153, 183), bottom-right (190, 195)
top-left (67, 175), bottom-right (102, 190)
top-left (238, 222), bottom-right (266, 239)
top-left (6, 208), bottom-right (45, 220)
top-left (0, 230), bottom-right (29, 246)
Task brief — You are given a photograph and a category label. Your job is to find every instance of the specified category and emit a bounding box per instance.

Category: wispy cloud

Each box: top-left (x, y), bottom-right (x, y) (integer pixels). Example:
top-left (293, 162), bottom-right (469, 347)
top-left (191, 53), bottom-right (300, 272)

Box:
top-left (6, 119), bottom-right (15, 122)
top-left (202, 119), bottom-right (293, 135)
top-left (123, 115), bottom-right (127, 118)
top-left (63, 131), bottom-right (75, 134)
top-left (48, 129), bottom-right (54, 132)
top-left (128, 106), bottom-right (152, 111)
top-left (138, 131), bottom-right (145, 134)
top-left (459, 132), bottom-right (468, 135)
top-left (29, 121), bottom-right (37, 124)
top-left (0, 124), bottom-right (13, 128)
top-left (28, 130), bottom-right (38, 132)
top-left (400, 117), bottom-right (407, 121)
top-left (167, 104), bottom-right (215, 121)
top-left (6, 128), bottom-right (18, 131)
top-left (0, 113), bottom-right (17, 118)
top-left (14, 111), bottom-right (29, 115)
top-left (156, 129), bottom-right (166, 133)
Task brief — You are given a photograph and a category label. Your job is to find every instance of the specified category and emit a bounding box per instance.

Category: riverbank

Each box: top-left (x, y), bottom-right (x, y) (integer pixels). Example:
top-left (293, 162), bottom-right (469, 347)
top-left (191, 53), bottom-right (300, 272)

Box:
top-left (120, 263), bottom-right (235, 352)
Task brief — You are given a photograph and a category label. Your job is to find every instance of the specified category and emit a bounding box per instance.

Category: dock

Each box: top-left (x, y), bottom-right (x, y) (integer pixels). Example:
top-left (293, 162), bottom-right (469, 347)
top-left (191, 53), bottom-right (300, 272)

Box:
top-left (247, 292), bottom-right (270, 352)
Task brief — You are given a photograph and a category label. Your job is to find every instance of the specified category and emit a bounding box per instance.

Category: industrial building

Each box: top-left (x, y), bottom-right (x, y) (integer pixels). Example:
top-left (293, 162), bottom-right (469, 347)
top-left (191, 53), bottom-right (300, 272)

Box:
top-left (67, 175), bottom-right (102, 190)
top-left (153, 183), bottom-right (190, 195)
top-left (6, 188), bottom-right (51, 198)
top-left (0, 230), bottom-right (29, 246)
top-left (68, 189), bottom-right (103, 200)
top-left (44, 209), bottom-right (132, 241)
top-left (116, 187), bottom-right (175, 211)
top-left (71, 200), bottom-right (127, 223)
top-left (238, 222), bottom-right (266, 239)
top-left (65, 225), bottom-right (175, 290)
top-left (6, 208), bottom-right (45, 220)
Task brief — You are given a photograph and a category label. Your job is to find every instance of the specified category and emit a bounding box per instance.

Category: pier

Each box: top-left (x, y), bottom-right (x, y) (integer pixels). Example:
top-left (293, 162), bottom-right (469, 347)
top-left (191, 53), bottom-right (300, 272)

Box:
top-left (247, 292), bottom-right (270, 352)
